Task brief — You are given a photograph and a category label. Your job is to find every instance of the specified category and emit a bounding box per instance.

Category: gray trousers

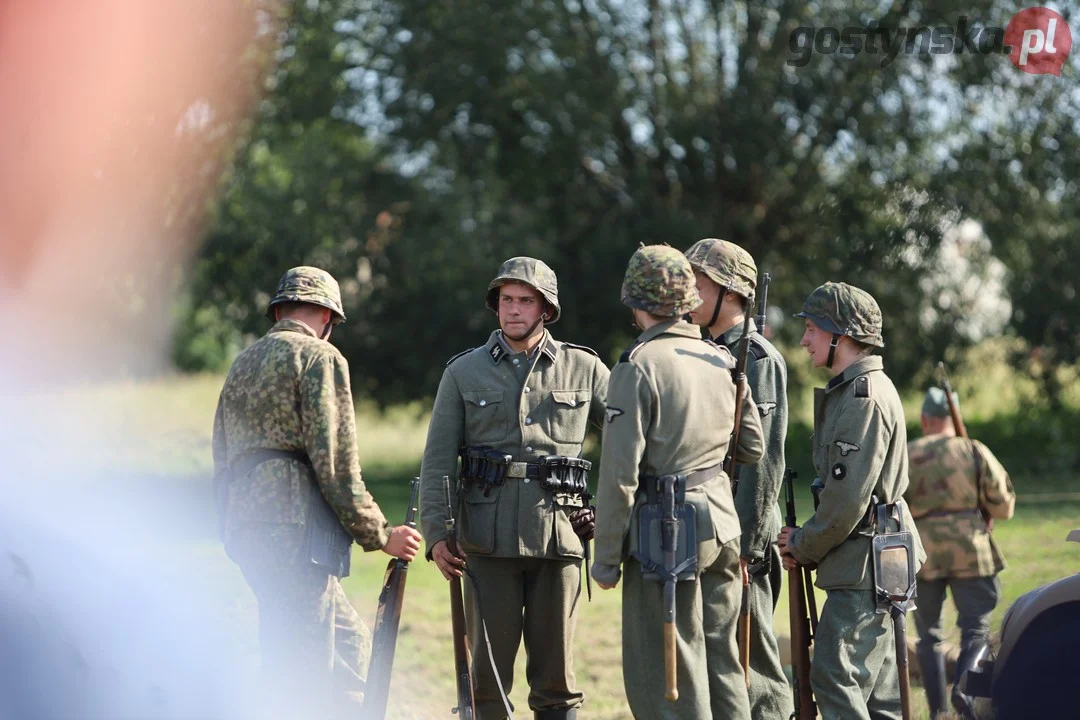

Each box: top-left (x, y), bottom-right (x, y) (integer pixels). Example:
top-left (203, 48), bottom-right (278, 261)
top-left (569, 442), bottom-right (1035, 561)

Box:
top-left (811, 589), bottom-right (901, 720)
top-left (913, 575), bottom-right (999, 715)
top-left (623, 538), bottom-right (751, 720)
top-left (464, 555), bottom-right (583, 719)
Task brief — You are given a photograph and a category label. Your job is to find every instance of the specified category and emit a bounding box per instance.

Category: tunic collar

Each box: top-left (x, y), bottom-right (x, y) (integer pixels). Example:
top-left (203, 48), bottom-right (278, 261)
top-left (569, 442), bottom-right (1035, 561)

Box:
top-left (825, 355), bottom-right (884, 393)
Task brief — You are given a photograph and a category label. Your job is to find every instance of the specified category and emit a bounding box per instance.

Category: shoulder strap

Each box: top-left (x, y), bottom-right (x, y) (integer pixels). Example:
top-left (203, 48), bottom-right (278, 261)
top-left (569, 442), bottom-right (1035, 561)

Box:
top-left (853, 375), bottom-right (870, 398)
top-left (748, 337), bottom-right (768, 361)
top-left (618, 340), bottom-right (647, 364)
top-left (446, 348), bottom-right (474, 366)
top-left (561, 341), bottom-right (600, 358)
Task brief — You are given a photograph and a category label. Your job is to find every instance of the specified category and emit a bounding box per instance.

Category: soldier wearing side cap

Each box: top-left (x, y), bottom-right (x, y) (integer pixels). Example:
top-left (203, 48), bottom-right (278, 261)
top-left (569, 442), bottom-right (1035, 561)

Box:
top-left (419, 257), bottom-right (609, 720)
top-left (592, 245), bottom-right (763, 719)
top-left (212, 267), bottom-right (422, 717)
top-left (777, 282), bottom-right (925, 720)
top-left (905, 387), bottom-right (1015, 718)
top-left (684, 238), bottom-right (793, 719)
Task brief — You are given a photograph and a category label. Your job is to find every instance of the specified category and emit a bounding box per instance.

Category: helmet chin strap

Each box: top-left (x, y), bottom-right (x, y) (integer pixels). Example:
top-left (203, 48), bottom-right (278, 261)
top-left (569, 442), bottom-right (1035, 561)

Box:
top-left (826, 334), bottom-right (841, 368)
top-left (706, 290), bottom-right (724, 334)
top-left (320, 321), bottom-right (333, 340)
top-left (505, 310), bottom-right (548, 343)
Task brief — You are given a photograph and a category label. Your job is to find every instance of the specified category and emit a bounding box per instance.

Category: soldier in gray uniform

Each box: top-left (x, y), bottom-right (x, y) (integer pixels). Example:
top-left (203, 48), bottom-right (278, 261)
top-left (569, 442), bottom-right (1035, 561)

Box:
top-left (592, 245), bottom-right (763, 720)
top-left (419, 258), bottom-right (609, 720)
top-left (778, 282), bottom-right (924, 720)
top-left (684, 238), bottom-right (793, 719)
top-left (212, 267), bottom-right (422, 717)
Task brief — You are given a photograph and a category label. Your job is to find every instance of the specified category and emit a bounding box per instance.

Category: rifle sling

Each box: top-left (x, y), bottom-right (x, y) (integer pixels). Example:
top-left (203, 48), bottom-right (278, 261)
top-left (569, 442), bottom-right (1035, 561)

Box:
top-left (463, 565), bottom-right (515, 719)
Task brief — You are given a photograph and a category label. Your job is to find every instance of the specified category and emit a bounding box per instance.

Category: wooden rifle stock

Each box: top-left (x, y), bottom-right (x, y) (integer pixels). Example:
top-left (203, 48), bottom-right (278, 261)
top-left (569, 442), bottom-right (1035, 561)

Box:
top-left (365, 478), bottom-right (421, 720)
top-left (784, 470), bottom-right (816, 720)
top-left (661, 475), bottom-right (679, 702)
top-left (444, 476), bottom-right (476, 720)
top-left (937, 362), bottom-right (968, 439)
top-left (733, 272), bottom-right (769, 685)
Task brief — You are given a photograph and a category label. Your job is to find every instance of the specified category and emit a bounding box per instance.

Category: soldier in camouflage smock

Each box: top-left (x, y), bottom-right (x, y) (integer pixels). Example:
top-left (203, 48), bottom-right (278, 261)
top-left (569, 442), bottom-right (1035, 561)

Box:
top-left (778, 282), bottom-right (925, 720)
top-left (593, 245), bottom-right (763, 720)
top-left (212, 267), bottom-right (421, 717)
top-left (905, 387), bottom-right (1015, 718)
top-left (420, 258), bottom-right (609, 720)
top-left (685, 238), bottom-right (793, 719)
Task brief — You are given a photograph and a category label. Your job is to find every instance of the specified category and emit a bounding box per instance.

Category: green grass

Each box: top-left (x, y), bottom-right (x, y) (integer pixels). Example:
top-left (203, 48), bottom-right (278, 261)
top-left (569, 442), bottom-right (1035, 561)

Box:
top-left (60, 370), bottom-right (1080, 719)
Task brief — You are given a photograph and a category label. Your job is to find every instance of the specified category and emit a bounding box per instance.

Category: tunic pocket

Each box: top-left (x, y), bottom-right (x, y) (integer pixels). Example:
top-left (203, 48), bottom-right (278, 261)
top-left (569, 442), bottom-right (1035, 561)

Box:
top-left (463, 390), bottom-right (508, 443)
top-left (546, 389), bottom-right (591, 443)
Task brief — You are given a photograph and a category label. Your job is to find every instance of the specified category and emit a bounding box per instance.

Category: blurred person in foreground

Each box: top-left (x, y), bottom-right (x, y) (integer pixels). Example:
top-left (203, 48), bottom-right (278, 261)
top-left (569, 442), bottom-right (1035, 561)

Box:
top-left (905, 387), bottom-right (1015, 718)
top-left (778, 282), bottom-right (925, 720)
top-left (212, 266), bottom-right (421, 716)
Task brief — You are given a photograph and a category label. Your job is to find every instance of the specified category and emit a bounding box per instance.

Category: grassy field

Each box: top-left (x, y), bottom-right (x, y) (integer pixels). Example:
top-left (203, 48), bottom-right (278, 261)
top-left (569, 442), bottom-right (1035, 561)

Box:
top-left (65, 369), bottom-right (1080, 720)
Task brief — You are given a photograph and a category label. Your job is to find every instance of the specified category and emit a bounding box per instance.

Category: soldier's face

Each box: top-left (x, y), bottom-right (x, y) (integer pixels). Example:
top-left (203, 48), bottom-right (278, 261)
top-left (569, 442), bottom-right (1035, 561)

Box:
top-left (801, 319), bottom-right (833, 368)
top-left (688, 271), bottom-right (721, 325)
top-left (498, 282), bottom-right (546, 336)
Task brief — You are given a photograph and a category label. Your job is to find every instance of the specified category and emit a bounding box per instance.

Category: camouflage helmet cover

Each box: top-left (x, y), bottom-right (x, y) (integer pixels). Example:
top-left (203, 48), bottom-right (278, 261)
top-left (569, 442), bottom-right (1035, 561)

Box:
top-left (485, 257), bottom-right (561, 324)
top-left (684, 238), bottom-right (757, 298)
top-left (621, 244), bottom-right (703, 317)
top-left (795, 281), bottom-right (884, 347)
top-left (266, 266), bottom-right (346, 324)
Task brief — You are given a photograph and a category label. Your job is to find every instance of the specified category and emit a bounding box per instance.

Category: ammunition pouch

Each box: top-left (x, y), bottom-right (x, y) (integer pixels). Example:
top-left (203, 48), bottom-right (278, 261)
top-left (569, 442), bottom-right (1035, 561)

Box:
top-left (458, 446), bottom-right (513, 496)
top-left (870, 498), bottom-right (917, 614)
top-left (537, 455), bottom-right (592, 499)
top-left (232, 448), bottom-right (353, 577)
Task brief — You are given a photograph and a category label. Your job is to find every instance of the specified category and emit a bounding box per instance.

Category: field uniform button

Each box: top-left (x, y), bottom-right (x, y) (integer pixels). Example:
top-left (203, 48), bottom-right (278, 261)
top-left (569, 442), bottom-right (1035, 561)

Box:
top-left (479, 400), bottom-right (486, 406)
top-left (525, 417), bottom-right (533, 424)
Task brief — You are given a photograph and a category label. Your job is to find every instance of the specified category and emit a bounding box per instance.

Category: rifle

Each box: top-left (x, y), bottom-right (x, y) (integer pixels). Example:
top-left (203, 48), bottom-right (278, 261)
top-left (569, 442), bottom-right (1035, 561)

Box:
top-left (784, 469), bottom-right (817, 720)
top-left (364, 478), bottom-right (421, 720)
top-left (732, 271), bottom-right (770, 688)
top-left (444, 475), bottom-right (477, 720)
top-left (661, 474), bottom-right (679, 702)
top-left (937, 362), bottom-right (989, 529)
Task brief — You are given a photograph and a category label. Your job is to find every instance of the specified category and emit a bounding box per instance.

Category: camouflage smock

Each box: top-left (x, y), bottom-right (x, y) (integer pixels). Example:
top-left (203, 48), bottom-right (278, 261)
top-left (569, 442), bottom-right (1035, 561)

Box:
top-left (419, 330), bottom-right (609, 559)
top-left (788, 356), bottom-right (925, 589)
top-left (212, 319), bottom-right (391, 551)
top-left (906, 435), bottom-right (1015, 581)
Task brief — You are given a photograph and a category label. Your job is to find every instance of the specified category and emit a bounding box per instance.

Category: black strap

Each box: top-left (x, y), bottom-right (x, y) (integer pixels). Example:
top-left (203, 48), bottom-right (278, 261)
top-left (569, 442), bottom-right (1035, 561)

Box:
top-left (641, 463), bottom-right (724, 504)
top-left (970, 440), bottom-right (983, 514)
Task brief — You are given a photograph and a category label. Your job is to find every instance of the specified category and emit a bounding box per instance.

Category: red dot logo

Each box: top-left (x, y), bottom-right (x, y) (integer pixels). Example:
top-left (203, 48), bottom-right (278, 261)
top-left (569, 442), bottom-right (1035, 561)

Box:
top-left (1005, 7), bottom-right (1072, 76)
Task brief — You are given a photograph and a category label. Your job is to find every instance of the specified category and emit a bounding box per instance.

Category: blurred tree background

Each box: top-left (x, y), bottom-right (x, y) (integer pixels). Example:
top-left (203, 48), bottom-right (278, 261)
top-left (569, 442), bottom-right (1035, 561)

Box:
top-left (175, 0), bottom-right (1078, 406)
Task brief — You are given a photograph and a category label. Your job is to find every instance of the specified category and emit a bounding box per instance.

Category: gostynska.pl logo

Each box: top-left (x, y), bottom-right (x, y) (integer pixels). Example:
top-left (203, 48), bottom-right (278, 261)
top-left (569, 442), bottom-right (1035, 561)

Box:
top-left (788, 6), bottom-right (1071, 75)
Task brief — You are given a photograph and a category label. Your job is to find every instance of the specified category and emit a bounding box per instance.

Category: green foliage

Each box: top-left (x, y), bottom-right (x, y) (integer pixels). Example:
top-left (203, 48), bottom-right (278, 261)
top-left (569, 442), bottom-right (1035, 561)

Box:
top-left (179, 0), bottom-right (1078, 403)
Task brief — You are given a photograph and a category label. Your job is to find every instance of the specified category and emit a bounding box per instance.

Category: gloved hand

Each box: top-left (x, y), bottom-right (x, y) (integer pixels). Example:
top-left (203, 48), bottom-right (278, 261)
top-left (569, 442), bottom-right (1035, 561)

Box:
top-left (569, 506), bottom-right (596, 541)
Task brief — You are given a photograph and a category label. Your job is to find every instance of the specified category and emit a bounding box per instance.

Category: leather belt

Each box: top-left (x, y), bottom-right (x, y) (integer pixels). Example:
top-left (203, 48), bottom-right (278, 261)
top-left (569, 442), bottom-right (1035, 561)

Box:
top-left (641, 463), bottom-right (725, 504)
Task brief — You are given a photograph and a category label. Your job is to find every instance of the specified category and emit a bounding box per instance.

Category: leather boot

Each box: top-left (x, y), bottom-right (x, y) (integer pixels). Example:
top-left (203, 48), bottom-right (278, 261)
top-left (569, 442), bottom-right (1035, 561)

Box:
top-left (535, 709), bottom-right (577, 720)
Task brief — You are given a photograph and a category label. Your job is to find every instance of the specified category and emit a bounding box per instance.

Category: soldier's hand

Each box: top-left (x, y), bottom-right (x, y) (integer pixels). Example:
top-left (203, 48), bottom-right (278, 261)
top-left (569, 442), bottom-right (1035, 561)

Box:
top-left (383, 525), bottom-right (422, 562)
top-left (777, 526), bottom-right (797, 554)
top-left (431, 539), bottom-right (467, 580)
top-left (781, 554), bottom-right (800, 571)
top-left (739, 557), bottom-right (749, 587)
top-left (569, 506), bottom-right (596, 541)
